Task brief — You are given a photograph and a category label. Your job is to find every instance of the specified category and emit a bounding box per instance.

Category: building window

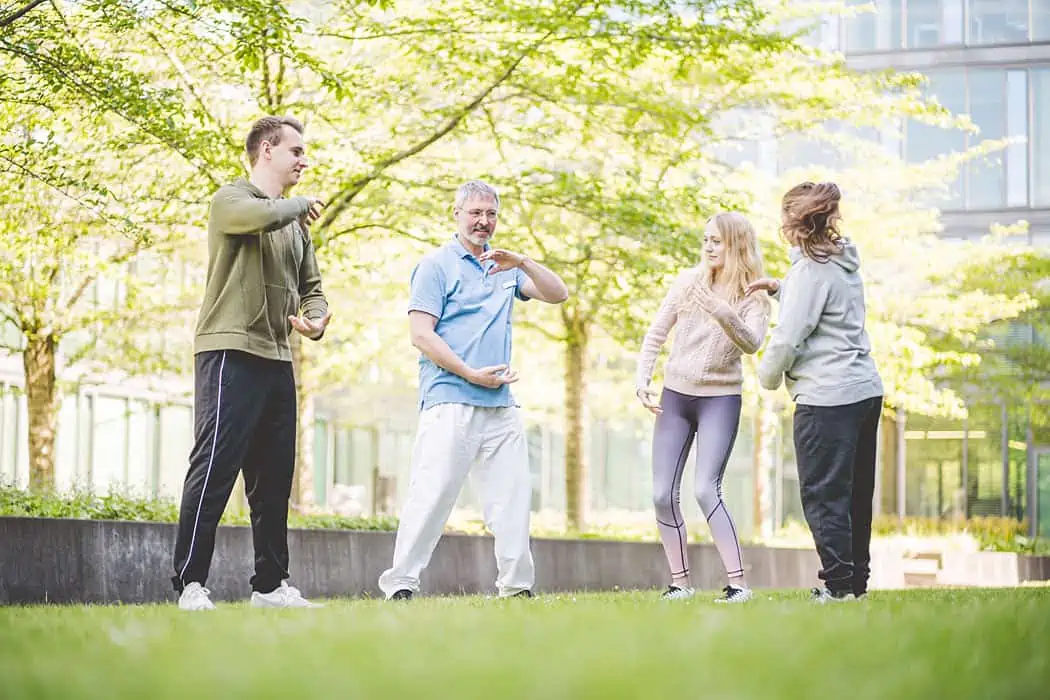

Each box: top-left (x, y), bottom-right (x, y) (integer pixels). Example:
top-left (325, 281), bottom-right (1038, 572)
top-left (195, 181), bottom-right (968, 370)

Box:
top-left (967, 69), bottom-right (1006, 209)
top-left (333, 427), bottom-right (353, 486)
top-left (713, 111), bottom-right (765, 170)
top-left (1006, 70), bottom-right (1029, 207)
top-left (967, 404), bottom-right (1004, 516)
top-left (904, 415), bottom-right (965, 518)
top-left (821, 15), bottom-right (842, 51)
top-left (91, 396), bottom-right (128, 492)
top-left (943, 0), bottom-right (965, 44)
top-left (126, 399), bottom-right (152, 494)
top-left (844, 0), bottom-right (1047, 50)
top-left (906, 70), bottom-right (966, 208)
top-left (1034, 0), bottom-right (1050, 41)
top-left (967, 0), bottom-right (1030, 45)
top-left (55, 396), bottom-right (78, 491)
top-left (1032, 69), bottom-right (1050, 206)
top-left (1007, 406), bottom-right (1029, 520)
top-left (158, 404), bottom-right (192, 498)
top-left (845, 0), bottom-right (878, 51)
top-left (313, 419), bottom-right (329, 505)
top-left (846, 0), bottom-right (904, 51)
top-left (905, 67), bottom-right (1050, 210)
top-left (906, 0), bottom-right (940, 48)
top-left (885, 0), bottom-right (905, 49)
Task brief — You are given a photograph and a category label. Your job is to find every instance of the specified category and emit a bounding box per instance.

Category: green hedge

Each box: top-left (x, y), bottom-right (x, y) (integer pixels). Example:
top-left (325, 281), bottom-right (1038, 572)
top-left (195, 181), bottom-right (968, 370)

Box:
top-left (0, 486), bottom-right (398, 532)
top-left (2, 487), bottom-right (1048, 554)
top-left (872, 514), bottom-right (1050, 555)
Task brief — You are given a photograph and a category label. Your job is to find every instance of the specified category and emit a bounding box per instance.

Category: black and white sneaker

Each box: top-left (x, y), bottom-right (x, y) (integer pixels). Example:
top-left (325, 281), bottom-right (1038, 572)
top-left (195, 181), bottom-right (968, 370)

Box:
top-left (511, 590), bottom-right (534, 599)
top-left (714, 584), bottom-right (753, 604)
top-left (389, 589), bottom-right (414, 601)
top-left (811, 587), bottom-right (855, 604)
top-left (661, 585), bottom-right (695, 600)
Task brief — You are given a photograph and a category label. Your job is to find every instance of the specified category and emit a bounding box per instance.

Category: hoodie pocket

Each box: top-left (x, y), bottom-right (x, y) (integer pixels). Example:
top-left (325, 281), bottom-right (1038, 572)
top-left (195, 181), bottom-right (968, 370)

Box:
top-left (255, 284), bottom-right (295, 345)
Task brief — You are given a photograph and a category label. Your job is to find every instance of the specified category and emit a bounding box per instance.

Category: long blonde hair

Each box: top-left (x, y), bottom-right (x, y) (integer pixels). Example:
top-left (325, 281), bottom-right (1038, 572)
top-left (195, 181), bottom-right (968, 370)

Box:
top-left (692, 211), bottom-right (765, 305)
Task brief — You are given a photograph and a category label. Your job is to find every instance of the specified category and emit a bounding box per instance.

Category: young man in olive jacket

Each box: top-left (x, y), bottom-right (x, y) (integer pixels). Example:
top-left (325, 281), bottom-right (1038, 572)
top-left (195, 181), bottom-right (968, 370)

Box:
top-left (172, 116), bottom-right (332, 611)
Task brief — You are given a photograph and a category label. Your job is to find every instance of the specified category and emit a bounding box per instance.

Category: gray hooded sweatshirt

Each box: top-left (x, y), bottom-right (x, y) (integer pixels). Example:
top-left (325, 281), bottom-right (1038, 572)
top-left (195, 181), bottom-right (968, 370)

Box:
top-left (758, 239), bottom-right (883, 406)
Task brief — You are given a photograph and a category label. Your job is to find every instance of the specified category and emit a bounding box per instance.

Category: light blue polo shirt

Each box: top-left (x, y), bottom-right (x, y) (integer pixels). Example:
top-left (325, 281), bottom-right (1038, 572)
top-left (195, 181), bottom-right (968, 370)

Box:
top-left (409, 237), bottom-right (530, 411)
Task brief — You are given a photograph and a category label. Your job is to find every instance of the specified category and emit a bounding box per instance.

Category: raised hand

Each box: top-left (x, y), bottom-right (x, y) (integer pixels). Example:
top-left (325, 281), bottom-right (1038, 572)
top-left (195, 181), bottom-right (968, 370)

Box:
top-left (478, 249), bottom-right (526, 273)
top-left (745, 278), bottom-right (780, 297)
top-left (469, 364), bottom-right (520, 388)
top-left (685, 282), bottom-right (734, 319)
top-left (300, 197), bottom-right (326, 227)
top-left (289, 310), bottom-right (332, 339)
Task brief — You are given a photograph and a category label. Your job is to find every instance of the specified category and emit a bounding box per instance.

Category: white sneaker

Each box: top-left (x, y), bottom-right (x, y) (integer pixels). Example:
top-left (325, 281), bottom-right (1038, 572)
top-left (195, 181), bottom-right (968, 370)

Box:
top-left (178, 582), bottom-right (216, 611)
top-left (715, 584), bottom-right (753, 604)
top-left (661, 585), bottom-right (695, 600)
top-left (811, 587), bottom-right (856, 604)
top-left (250, 581), bottom-right (323, 608)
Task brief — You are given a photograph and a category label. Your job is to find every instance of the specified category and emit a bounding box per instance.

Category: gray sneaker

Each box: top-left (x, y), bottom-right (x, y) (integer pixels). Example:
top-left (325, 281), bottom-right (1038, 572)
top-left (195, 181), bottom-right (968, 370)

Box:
top-left (661, 585), bottom-right (695, 600)
top-left (715, 584), bottom-right (753, 604)
top-left (250, 581), bottom-right (323, 608)
top-left (811, 587), bottom-right (855, 604)
top-left (178, 582), bottom-right (215, 611)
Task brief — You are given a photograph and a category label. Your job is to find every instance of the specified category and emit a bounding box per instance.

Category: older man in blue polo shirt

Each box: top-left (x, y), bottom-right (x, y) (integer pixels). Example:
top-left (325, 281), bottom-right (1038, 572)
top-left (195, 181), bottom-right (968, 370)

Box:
top-left (378, 180), bottom-right (569, 600)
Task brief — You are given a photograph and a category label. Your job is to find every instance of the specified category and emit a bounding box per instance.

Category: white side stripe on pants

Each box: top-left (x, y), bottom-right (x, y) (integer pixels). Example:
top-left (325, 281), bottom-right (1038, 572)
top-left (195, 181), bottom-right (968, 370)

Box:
top-left (178, 350), bottom-right (226, 584)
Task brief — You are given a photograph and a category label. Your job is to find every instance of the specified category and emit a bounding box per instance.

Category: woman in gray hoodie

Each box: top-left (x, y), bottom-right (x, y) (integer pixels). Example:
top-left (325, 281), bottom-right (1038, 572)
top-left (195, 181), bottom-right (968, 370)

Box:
top-left (748, 181), bottom-right (883, 603)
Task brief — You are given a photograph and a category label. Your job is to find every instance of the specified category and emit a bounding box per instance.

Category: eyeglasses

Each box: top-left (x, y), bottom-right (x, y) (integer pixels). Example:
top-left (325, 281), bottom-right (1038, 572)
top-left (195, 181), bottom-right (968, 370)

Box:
top-left (465, 209), bottom-right (499, 221)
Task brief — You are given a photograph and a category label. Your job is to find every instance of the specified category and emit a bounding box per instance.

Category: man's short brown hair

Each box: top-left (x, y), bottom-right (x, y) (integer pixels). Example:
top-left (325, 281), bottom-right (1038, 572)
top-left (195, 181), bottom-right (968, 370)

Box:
top-left (245, 116), bottom-right (304, 166)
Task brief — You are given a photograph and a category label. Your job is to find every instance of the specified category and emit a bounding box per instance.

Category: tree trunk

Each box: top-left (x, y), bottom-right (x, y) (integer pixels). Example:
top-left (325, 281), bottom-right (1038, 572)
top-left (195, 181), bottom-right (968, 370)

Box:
top-left (879, 409), bottom-right (899, 518)
top-left (752, 402), bottom-right (764, 536)
top-left (563, 321), bottom-right (588, 531)
top-left (291, 333), bottom-right (315, 509)
top-left (24, 331), bottom-right (59, 492)
top-left (751, 392), bottom-right (776, 539)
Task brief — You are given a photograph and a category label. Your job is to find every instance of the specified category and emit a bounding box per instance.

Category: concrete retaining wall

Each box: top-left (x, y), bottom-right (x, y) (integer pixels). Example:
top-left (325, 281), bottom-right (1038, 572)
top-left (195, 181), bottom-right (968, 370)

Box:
top-left (2, 517), bottom-right (1047, 605)
top-left (0, 517), bottom-right (819, 604)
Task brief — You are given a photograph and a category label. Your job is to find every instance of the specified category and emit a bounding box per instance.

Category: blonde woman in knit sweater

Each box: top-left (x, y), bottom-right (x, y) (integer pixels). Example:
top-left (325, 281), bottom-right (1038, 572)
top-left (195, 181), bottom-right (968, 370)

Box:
top-left (636, 212), bottom-right (770, 603)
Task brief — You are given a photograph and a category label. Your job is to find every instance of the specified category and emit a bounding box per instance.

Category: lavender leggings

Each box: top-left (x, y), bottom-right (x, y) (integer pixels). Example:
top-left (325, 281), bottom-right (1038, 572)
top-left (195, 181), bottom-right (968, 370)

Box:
top-left (652, 389), bottom-right (744, 582)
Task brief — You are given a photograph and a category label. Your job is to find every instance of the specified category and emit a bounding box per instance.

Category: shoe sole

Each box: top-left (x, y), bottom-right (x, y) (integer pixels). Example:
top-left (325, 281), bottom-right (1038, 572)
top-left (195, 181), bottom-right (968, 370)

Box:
top-left (251, 600), bottom-right (321, 608)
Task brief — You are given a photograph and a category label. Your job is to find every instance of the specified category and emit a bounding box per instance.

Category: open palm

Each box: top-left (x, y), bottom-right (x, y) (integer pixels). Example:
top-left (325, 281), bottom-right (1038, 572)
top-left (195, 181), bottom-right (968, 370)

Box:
top-left (289, 311), bottom-right (332, 339)
top-left (478, 249), bottom-right (524, 273)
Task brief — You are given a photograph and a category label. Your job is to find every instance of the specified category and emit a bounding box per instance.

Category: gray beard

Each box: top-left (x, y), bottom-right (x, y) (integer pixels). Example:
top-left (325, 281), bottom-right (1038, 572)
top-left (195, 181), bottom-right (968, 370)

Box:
top-left (464, 230), bottom-right (490, 245)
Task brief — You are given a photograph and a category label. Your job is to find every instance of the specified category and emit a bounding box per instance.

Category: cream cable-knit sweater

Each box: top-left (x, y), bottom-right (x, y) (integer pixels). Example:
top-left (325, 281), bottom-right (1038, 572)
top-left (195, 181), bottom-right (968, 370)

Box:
top-left (636, 268), bottom-right (771, 397)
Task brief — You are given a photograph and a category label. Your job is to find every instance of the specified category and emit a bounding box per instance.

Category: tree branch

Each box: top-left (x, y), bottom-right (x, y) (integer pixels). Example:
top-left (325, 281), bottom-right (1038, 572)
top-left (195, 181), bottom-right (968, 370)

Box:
top-left (521, 215), bottom-right (553, 262)
top-left (0, 152), bottom-right (140, 239)
top-left (0, 305), bottom-right (24, 332)
top-left (315, 32), bottom-right (557, 240)
top-left (275, 52), bottom-right (286, 109)
top-left (0, 0), bottom-right (47, 29)
top-left (144, 28), bottom-right (239, 155)
top-left (482, 104), bottom-right (508, 164)
top-left (516, 318), bottom-right (566, 343)
top-left (0, 41), bottom-right (222, 188)
top-left (324, 222), bottom-right (442, 249)
top-left (260, 46), bottom-right (274, 112)
top-left (317, 28), bottom-right (489, 42)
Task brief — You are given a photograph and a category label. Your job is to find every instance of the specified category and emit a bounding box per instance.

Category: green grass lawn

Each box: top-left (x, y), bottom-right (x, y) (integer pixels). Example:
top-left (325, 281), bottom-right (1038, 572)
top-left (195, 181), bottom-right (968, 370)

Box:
top-left (1, 588), bottom-right (1047, 700)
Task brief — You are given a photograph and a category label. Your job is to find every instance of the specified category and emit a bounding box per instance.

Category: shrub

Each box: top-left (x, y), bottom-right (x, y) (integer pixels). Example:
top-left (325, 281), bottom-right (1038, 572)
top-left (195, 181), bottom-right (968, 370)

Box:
top-left (872, 515), bottom-right (1050, 555)
top-left (0, 486), bottom-right (398, 532)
